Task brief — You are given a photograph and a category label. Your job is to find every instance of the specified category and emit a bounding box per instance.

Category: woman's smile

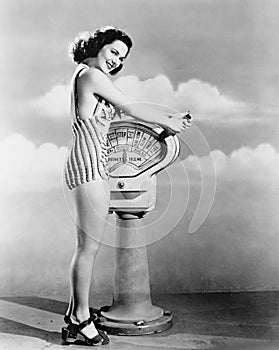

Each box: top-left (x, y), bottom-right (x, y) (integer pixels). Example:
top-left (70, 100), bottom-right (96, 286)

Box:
top-left (97, 40), bottom-right (128, 74)
top-left (106, 61), bottom-right (115, 70)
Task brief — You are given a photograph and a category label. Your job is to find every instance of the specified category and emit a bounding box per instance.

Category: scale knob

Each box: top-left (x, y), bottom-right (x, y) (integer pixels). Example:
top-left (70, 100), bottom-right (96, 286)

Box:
top-left (118, 181), bottom-right (125, 189)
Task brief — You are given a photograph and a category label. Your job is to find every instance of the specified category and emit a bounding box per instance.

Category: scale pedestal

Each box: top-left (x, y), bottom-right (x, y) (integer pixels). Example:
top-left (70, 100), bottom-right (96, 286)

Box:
top-left (97, 212), bottom-right (172, 335)
top-left (94, 120), bottom-right (182, 335)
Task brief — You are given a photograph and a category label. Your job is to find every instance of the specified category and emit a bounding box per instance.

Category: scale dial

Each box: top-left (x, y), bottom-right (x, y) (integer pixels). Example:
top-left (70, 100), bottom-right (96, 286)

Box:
top-left (107, 122), bottom-right (167, 178)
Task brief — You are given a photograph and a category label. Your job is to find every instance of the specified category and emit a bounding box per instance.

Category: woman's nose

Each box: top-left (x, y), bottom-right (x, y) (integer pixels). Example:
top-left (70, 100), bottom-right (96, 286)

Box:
top-left (112, 57), bottom-right (119, 67)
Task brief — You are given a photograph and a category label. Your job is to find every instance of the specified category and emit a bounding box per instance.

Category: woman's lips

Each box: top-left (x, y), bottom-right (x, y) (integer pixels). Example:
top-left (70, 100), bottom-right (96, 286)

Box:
top-left (106, 61), bottom-right (114, 70)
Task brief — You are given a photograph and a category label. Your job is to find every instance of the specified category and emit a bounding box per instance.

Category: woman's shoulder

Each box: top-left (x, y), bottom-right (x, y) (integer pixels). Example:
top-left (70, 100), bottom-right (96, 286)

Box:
top-left (76, 65), bottom-right (109, 92)
top-left (78, 65), bottom-right (108, 83)
top-left (78, 66), bottom-right (114, 97)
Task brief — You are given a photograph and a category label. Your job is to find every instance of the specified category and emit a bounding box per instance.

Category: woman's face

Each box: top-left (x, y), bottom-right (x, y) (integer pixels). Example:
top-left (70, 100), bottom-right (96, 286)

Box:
top-left (96, 40), bottom-right (129, 74)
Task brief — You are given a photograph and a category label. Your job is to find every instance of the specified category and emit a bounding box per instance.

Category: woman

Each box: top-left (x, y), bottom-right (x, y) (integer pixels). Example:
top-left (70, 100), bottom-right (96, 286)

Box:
top-left (63, 26), bottom-right (192, 346)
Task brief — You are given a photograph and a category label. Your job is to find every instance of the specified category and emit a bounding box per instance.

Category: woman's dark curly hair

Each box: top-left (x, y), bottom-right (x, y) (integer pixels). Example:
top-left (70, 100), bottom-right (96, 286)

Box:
top-left (69, 26), bottom-right (132, 75)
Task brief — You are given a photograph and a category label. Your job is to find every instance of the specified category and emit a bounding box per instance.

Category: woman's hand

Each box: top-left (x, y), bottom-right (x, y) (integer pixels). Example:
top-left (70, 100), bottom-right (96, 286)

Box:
top-left (167, 111), bottom-right (193, 133)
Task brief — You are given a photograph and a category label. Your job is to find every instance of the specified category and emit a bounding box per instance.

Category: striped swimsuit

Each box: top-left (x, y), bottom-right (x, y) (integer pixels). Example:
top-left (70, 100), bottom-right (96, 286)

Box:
top-left (64, 64), bottom-right (115, 190)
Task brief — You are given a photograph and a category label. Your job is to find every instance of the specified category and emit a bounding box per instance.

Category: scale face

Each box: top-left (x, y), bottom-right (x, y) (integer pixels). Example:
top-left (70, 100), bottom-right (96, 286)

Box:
top-left (107, 122), bottom-right (167, 178)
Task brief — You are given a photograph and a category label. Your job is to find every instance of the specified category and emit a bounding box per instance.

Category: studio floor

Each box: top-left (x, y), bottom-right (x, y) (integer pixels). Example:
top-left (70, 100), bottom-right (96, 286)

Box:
top-left (0, 292), bottom-right (278, 350)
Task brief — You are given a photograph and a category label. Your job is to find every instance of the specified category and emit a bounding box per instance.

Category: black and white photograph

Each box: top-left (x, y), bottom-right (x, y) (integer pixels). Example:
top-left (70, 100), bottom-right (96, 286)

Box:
top-left (0, 1), bottom-right (278, 349)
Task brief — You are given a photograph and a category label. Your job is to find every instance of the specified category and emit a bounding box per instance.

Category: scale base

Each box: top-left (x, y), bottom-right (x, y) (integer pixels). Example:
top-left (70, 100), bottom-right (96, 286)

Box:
top-left (94, 306), bottom-right (173, 336)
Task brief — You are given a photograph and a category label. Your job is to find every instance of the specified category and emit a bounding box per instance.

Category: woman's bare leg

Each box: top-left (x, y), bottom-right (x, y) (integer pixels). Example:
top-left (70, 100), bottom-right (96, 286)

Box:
top-left (66, 179), bottom-right (110, 338)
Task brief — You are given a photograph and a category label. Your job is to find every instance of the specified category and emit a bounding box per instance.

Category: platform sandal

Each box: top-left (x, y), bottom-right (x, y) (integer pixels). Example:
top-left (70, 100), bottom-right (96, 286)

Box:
top-left (62, 313), bottom-right (110, 346)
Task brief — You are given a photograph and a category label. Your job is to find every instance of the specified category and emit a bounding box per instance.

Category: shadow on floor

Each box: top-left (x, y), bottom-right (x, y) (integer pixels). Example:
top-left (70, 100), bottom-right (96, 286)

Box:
top-left (152, 292), bottom-right (279, 340)
top-left (0, 292), bottom-right (278, 346)
top-left (0, 317), bottom-right (61, 345)
top-left (0, 296), bottom-right (68, 315)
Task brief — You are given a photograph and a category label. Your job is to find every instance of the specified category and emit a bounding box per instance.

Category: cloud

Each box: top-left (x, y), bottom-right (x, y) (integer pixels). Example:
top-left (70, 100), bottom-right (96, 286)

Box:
top-left (0, 134), bottom-right (68, 193)
top-left (175, 80), bottom-right (245, 116)
top-left (183, 143), bottom-right (279, 185)
top-left (31, 75), bottom-right (246, 121)
top-left (160, 142), bottom-right (278, 236)
top-left (114, 75), bottom-right (247, 119)
top-left (1, 128), bottom-right (277, 199)
top-left (31, 83), bottom-right (70, 119)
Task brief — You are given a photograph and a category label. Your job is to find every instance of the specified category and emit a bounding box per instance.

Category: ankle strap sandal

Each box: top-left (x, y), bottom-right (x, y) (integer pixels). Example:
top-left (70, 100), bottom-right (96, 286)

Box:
top-left (62, 313), bottom-right (109, 346)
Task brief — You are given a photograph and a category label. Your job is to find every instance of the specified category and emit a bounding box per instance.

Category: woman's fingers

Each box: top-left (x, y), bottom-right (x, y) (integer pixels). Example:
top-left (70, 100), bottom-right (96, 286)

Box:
top-left (183, 119), bottom-right (191, 127)
top-left (181, 122), bottom-right (189, 131)
top-left (170, 111), bottom-right (193, 123)
top-left (168, 112), bottom-right (193, 132)
top-left (183, 112), bottom-right (192, 122)
top-left (181, 117), bottom-right (192, 131)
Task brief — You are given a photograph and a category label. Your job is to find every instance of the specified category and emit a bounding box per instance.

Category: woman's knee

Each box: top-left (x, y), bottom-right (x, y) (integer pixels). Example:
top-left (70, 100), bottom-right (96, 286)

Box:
top-left (76, 227), bottom-right (101, 253)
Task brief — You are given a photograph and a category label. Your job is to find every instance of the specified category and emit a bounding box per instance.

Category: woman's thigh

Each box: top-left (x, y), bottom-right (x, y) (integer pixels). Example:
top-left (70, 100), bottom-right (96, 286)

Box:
top-left (72, 179), bottom-right (110, 242)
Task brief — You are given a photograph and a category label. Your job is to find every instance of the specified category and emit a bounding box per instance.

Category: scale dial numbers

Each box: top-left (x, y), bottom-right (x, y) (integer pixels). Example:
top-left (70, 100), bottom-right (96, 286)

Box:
top-left (107, 125), bottom-right (166, 177)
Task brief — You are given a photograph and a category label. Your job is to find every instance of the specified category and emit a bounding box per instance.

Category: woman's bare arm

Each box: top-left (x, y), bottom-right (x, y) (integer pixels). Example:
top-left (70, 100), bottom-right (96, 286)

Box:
top-left (79, 68), bottom-right (190, 132)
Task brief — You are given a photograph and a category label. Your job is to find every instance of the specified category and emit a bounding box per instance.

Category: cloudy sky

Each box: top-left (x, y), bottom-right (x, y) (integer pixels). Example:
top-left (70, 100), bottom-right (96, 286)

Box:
top-left (0, 0), bottom-right (278, 293)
